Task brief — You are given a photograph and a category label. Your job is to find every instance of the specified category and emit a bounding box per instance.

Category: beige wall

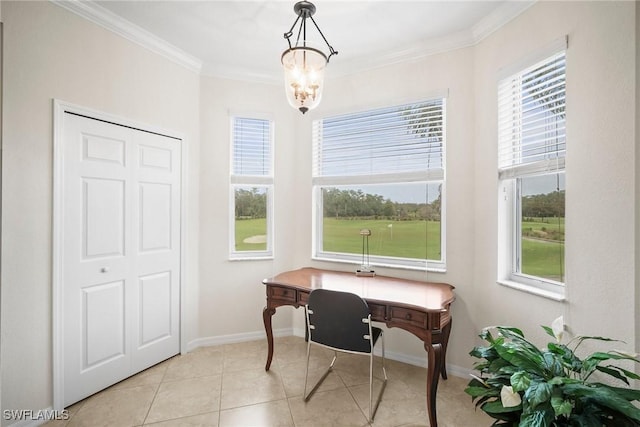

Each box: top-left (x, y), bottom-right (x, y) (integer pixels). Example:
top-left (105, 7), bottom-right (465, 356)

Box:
top-left (1, 0), bottom-right (638, 420)
top-left (1, 1), bottom-right (200, 419)
top-left (197, 75), bottom-right (299, 344)
top-left (473, 1), bottom-right (637, 350)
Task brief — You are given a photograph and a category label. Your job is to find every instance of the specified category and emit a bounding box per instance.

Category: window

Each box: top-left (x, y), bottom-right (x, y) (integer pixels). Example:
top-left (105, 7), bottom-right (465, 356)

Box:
top-left (230, 116), bottom-right (274, 259)
top-left (498, 43), bottom-right (566, 293)
top-left (312, 98), bottom-right (446, 271)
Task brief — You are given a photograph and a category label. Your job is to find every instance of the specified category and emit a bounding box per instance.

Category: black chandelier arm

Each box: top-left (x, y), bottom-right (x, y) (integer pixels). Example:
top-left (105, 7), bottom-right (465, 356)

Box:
top-left (308, 14), bottom-right (338, 61)
top-left (284, 13), bottom-right (302, 43)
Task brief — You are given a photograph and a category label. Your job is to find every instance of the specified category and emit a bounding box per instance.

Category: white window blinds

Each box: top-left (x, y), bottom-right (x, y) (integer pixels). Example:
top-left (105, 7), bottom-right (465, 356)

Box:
top-left (232, 117), bottom-right (272, 176)
top-left (313, 99), bottom-right (445, 181)
top-left (498, 50), bottom-right (566, 179)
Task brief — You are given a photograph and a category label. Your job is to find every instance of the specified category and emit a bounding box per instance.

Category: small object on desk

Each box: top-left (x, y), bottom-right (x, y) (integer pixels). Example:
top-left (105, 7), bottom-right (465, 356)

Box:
top-left (356, 269), bottom-right (375, 277)
top-left (357, 228), bottom-right (375, 276)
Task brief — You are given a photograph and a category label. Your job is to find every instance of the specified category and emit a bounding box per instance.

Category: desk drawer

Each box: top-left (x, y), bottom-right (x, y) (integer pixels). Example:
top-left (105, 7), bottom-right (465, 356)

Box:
top-left (298, 291), bottom-right (310, 306)
top-left (368, 303), bottom-right (386, 321)
top-left (389, 306), bottom-right (428, 328)
top-left (269, 286), bottom-right (296, 303)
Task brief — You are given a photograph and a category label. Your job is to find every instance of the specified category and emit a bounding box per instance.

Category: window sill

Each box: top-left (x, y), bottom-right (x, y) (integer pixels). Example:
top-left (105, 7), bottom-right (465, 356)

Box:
top-left (497, 279), bottom-right (565, 302)
top-left (312, 255), bottom-right (446, 274)
top-left (229, 255), bottom-right (274, 261)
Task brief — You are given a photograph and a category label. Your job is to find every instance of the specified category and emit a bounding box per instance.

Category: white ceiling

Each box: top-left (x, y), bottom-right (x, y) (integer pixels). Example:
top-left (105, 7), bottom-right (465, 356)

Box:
top-left (60, 0), bottom-right (534, 83)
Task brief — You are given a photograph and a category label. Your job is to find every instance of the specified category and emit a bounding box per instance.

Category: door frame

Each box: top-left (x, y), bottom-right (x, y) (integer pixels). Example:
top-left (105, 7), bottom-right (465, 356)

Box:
top-left (52, 99), bottom-right (189, 410)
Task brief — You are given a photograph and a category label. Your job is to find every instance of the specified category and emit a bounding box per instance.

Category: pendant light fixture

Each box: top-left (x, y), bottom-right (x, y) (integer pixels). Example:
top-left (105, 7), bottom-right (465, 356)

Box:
top-left (281, 1), bottom-right (337, 114)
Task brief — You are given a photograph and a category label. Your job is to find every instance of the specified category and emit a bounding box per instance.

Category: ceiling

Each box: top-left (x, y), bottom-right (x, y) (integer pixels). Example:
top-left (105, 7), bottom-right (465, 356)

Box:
top-left (62, 0), bottom-right (534, 83)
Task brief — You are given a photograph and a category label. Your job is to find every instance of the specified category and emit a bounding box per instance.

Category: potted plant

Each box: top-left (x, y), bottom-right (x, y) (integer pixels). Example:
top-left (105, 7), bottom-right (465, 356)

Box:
top-left (465, 316), bottom-right (640, 426)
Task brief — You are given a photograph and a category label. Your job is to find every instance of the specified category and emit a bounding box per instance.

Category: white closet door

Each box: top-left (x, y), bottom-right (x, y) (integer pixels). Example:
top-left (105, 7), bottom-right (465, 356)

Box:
top-left (61, 113), bottom-right (181, 407)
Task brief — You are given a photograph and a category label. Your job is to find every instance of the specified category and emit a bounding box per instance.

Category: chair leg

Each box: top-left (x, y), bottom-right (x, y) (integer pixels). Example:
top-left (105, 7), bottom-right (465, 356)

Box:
top-left (368, 332), bottom-right (388, 422)
top-left (303, 349), bottom-right (337, 402)
top-left (303, 337), bottom-right (312, 400)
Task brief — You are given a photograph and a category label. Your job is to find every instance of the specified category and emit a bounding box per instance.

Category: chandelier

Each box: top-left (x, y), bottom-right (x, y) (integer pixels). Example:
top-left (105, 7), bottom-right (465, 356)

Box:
top-left (281, 1), bottom-right (338, 114)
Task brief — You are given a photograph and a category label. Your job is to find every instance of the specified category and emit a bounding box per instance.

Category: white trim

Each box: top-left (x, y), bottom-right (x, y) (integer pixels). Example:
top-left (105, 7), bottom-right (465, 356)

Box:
top-left (186, 328), bottom-right (293, 352)
top-left (332, 1), bottom-right (536, 79)
top-left (291, 327), bottom-right (471, 375)
top-left (497, 35), bottom-right (568, 82)
top-left (50, 0), bottom-right (202, 74)
top-left (52, 99), bottom-right (189, 410)
top-left (497, 279), bottom-right (566, 302)
top-left (472, 1), bottom-right (537, 42)
top-left (312, 170), bottom-right (444, 187)
top-left (52, 100), bottom-right (65, 412)
top-left (49, 0), bottom-right (533, 83)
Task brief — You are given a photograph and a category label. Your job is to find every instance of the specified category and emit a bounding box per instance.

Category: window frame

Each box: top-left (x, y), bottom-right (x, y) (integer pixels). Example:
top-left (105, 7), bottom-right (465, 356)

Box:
top-left (497, 39), bottom-right (567, 297)
top-left (229, 114), bottom-right (275, 260)
top-left (311, 97), bottom-right (447, 272)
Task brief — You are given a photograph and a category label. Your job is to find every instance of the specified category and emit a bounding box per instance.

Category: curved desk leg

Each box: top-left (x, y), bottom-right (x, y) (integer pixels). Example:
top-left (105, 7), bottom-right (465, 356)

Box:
top-left (263, 307), bottom-right (276, 371)
top-left (425, 342), bottom-right (443, 427)
top-left (441, 319), bottom-right (452, 380)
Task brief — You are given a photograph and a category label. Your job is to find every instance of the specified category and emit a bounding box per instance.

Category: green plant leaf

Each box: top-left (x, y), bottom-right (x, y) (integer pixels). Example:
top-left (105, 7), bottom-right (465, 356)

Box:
top-left (562, 383), bottom-right (640, 421)
top-left (470, 345), bottom-right (498, 360)
top-left (615, 366), bottom-right (640, 380)
top-left (519, 409), bottom-right (553, 427)
top-left (570, 335), bottom-right (623, 353)
top-left (591, 383), bottom-right (640, 402)
top-left (465, 385), bottom-right (495, 398)
top-left (480, 328), bottom-right (497, 343)
top-left (548, 376), bottom-right (580, 386)
top-left (510, 371), bottom-right (531, 392)
top-left (541, 351), bottom-right (564, 377)
top-left (595, 365), bottom-right (630, 385)
top-left (500, 326), bottom-right (525, 337)
top-left (481, 400), bottom-right (522, 414)
top-left (541, 325), bottom-right (555, 339)
top-left (494, 342), bottom-right (546, 375)
top-left (524, 382), bottom-right (552, 409)
top-left (550, 395), bottom-right (572, 417)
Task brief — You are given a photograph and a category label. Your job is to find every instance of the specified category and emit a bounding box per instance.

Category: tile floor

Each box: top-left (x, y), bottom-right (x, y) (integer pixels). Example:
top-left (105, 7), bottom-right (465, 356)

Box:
top-left (46, 336), bottom-right (492, 427)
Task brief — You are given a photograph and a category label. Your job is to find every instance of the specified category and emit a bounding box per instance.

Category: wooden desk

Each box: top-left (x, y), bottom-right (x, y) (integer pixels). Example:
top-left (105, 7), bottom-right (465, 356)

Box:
top-left (262, 267), bottom-right (455, 427)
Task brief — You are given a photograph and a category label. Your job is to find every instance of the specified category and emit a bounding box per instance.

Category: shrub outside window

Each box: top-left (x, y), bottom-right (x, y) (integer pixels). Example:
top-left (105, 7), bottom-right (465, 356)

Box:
top-left (230, 116), bottom-right (274, 259)
top-left (498, 42), bottom-right (566, 293)
top-left (312, 98), bottom-right (446, 271)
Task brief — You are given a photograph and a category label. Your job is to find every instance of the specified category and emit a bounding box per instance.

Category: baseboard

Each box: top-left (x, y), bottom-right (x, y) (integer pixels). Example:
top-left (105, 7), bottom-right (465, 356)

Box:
top-left (186, 327), bottom-right (294, 352)
top-left (194, 328), bottom-right (474, 380)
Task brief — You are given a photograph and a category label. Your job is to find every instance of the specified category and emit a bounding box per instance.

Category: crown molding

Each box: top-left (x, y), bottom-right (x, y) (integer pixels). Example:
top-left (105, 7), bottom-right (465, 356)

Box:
top-left (50, 0), bottom-right (203, 74)
top-left (471, 1), bottom-right (536, 41)
top-left (332, 1), bottom-right (536, 79)
top-left (50, 0), bottom-right (534, 82)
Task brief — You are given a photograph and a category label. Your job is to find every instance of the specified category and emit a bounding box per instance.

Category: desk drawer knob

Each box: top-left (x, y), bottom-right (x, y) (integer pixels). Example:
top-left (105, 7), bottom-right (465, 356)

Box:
top-left (405, 313), bottom-right (412, 320)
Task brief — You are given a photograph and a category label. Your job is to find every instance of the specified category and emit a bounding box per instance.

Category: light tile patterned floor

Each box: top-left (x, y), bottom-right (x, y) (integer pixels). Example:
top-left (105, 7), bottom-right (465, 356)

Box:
top-left (46, 336), bottom-right (492, 426)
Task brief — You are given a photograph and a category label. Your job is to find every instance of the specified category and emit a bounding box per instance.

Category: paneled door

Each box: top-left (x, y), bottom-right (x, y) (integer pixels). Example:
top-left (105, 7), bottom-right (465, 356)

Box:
top-left (60, 112), bottom-right (181, 407)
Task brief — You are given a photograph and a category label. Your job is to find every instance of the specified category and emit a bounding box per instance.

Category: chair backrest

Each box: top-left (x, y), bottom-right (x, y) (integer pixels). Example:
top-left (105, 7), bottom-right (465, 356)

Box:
top-left (306, 289), bottom-right (373, 354)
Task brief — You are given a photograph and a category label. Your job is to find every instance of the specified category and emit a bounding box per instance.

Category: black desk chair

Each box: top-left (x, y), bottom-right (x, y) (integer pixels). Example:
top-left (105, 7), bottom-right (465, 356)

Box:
top-left (303, 288), bottom-right (388, 422)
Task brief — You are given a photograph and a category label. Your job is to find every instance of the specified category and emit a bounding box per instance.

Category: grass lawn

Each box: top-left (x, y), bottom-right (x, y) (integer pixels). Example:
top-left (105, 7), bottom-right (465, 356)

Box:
top-left (235, 217), bottom-right (564, 280)
top-left (521, 238), bottom-right (564, 281)
top-left (322, 218), bottom-right (441, 260)
top-left (520, 217), bottom-right (564, 281)
top-left (234, 218), bottom-right (267, 251)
